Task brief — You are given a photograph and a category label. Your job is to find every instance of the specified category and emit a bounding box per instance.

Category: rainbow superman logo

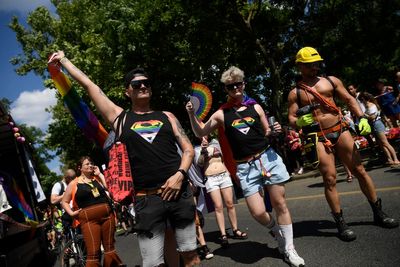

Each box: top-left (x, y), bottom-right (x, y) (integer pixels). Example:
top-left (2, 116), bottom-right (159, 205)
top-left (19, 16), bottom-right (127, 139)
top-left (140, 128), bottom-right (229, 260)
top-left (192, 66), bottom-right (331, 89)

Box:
top-left (131, 120), bottom-right (164, 143)
top-left (231, 117), bottom-right (255, 135)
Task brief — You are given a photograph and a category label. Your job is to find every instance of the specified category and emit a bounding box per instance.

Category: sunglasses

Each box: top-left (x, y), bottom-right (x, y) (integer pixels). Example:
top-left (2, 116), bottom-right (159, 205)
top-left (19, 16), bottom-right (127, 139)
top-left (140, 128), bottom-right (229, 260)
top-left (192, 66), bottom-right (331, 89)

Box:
top-left (225, 81), bottom-right (244, 91)
top-left (130, 79), bottom-right (151, 90)
top-left (302, 62), bottom-right (320, 68)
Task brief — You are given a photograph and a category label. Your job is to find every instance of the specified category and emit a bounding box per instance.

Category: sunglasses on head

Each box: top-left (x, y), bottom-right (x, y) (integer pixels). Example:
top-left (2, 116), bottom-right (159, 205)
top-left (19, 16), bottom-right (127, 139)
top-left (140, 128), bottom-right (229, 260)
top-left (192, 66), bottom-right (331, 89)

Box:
top-left (130, 79), bottom-right (151, 90)
top-left (225, 81), bottom-right (244, 91)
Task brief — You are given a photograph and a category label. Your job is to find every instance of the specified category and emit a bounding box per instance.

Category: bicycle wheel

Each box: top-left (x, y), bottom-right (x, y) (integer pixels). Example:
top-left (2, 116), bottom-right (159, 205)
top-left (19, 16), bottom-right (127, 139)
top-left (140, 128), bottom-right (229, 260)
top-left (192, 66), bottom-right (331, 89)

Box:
top-left (60, 238), bottom-right (86, 267)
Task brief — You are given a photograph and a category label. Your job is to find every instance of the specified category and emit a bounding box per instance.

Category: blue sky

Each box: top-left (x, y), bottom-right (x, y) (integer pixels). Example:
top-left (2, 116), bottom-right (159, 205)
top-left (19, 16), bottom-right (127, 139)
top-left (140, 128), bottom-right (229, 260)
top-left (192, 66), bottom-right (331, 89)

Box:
top-left (0, 0), bottom-right (60, 174)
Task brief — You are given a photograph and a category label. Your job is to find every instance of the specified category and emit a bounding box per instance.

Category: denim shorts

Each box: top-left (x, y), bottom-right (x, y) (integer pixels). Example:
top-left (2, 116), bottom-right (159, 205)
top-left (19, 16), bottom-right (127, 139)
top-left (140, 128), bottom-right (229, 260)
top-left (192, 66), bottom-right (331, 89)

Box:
top-left (372, 119), bottom-right (386, 134)
top-left (205, 171), bottom-right (233, 193)
top-left (236, 147), bottom-right (290, 197)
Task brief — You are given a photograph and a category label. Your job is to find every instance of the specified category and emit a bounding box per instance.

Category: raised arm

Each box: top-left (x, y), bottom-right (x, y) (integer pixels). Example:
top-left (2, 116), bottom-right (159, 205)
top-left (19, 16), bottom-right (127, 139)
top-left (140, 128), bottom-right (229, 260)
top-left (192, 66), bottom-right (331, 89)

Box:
top-left (185, 101), bottom-right (222, 137)
top-left (48, 51), bottom-right (123, 125)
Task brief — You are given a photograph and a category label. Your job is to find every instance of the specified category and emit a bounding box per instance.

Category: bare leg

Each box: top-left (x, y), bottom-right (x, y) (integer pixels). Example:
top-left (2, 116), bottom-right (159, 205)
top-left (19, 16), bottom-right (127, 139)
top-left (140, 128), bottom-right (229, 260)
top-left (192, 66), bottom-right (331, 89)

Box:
top-left (220, 186), bottom-right (238, 231)
top-left (209, 189), bottom-right (226, 236)
top-left (316, 141), bottom-right (341, 212)
top-left (335, 131), bottom-right (377, 203)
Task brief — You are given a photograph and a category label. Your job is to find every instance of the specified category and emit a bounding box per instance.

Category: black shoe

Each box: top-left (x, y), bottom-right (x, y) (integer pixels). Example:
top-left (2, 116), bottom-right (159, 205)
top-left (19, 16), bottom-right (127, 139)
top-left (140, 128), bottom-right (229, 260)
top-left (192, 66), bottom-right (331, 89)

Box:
top-left (332, 210), bottom-right (357, 242)
top-left (219, 234), bottom-right (229, 248)
top-left (369, 198), bottom-right (399, 228)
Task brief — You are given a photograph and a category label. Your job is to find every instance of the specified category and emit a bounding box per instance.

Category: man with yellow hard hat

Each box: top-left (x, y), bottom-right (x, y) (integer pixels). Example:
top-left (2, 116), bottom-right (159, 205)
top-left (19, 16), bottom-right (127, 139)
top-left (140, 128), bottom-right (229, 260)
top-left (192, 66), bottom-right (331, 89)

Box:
top-left (288, 47), bottom-right (399, 242)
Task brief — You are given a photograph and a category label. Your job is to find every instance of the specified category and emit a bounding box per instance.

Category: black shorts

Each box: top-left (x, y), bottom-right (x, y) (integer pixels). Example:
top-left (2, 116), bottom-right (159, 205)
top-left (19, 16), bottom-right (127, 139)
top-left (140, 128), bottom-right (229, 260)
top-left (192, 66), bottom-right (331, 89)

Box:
top-left (134, 181), bottom-right (196, 233)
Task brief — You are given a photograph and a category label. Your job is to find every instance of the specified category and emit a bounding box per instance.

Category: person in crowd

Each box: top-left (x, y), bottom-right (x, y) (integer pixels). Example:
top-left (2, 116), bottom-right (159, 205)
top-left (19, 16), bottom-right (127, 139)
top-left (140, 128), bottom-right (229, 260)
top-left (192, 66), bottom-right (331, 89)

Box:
top-left (51, 169), bottom-right (76, 227)
top-left (346, 85), bottom-right (380, 155)
top-left (49, 51), bottom-right (199, 267)
top-left (186, 66), bottom-right (305, 267)
top-left (288, 47), bottom-right (398, 242)
top-left (61, 156), bottom-right (124, 267)
top-left (358, 92), bottom-right (400, 167)
top-left (197, 136), bottom-right (247, 247)
top-left (284, 127), bottom-right (304, 175)
top-left (51, 169), bottom-right (76, 207)
top-left (375, 79), bottom-right (400, 128)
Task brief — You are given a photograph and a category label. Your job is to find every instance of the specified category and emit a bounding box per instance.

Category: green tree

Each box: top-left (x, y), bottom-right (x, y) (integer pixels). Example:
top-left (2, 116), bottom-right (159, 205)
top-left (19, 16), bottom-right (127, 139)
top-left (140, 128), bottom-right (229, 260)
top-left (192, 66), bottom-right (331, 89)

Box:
top-left (9, 0), bottom-right (400, 165)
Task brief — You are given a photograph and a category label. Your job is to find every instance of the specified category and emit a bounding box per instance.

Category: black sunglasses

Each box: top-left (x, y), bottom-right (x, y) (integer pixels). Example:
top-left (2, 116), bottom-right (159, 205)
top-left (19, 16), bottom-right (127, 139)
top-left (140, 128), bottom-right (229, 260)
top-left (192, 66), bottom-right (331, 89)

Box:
top-left (130, 79), bottom-right (151, 90)
top-left (302, 62), bottom-right (321, 68)
top-left (225, 81), bottom-right (244, 91)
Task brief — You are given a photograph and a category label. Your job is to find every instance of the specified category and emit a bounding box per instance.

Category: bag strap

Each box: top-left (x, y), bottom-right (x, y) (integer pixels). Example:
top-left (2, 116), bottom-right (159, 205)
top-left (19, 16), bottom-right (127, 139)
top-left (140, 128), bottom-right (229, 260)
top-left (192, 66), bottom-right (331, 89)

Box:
top-left (114, 110), bottom-right (127, 142)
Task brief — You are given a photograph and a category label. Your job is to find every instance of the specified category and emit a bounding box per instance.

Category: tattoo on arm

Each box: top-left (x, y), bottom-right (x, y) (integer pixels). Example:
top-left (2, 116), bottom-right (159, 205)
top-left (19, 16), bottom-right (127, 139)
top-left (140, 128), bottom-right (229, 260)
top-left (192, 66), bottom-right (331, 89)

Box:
top-left (175, 119), bottom-right (190, 143)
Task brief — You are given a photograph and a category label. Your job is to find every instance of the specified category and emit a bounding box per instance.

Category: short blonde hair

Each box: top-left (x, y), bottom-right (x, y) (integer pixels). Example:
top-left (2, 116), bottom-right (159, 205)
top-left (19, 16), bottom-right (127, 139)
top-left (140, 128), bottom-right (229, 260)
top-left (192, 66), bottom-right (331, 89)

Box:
top-left (220, 66), bottom-right (244, 84)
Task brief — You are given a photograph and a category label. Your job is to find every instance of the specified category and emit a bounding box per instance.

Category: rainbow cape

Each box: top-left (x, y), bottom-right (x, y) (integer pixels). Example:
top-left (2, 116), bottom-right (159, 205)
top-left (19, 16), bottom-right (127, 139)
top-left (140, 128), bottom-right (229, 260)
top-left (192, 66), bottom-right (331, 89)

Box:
top-left (48, 62), bottom-right (108, 147)
top-left (191, 82), bottom-right (213, 120)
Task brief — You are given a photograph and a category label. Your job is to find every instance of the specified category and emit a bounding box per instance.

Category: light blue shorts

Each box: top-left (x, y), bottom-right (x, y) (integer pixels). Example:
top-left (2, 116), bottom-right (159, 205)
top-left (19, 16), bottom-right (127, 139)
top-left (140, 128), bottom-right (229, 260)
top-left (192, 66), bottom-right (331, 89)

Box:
top-left (236, 147), bottom-right (290, 198)
top-left (372, 119), bottom-right (386, 134)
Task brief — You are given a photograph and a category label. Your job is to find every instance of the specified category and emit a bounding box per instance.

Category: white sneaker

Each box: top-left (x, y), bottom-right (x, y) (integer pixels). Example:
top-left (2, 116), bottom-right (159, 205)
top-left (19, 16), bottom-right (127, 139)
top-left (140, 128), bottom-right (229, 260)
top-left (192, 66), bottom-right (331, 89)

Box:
top-left (297, 167), bottom-right (303, 175)
top-left (284, 248), bottom-right (305, 267)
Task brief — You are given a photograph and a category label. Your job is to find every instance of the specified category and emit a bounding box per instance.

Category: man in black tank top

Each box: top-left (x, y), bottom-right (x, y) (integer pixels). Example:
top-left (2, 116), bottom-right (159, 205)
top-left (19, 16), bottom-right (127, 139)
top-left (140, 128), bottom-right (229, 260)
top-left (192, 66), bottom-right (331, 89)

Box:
top-left (186, 66), bottom-right (305, 267)
top-left (288, 47), bottom-right (398, 242)
top-left (48, 51), bottom-right (200, 267)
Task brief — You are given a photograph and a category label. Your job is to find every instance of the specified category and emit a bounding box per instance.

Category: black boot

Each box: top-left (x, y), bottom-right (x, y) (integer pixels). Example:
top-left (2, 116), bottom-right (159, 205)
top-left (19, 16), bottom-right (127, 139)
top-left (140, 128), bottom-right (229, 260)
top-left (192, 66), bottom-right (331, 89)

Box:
top-left (368, 198), bottom-right (399, 228)
top-left (332, 210), bottom-right (357, 242)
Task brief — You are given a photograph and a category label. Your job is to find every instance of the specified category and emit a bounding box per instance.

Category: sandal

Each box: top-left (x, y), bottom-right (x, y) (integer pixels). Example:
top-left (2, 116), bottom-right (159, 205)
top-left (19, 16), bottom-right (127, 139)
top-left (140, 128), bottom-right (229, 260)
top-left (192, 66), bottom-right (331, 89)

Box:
top-left (232, 229), bottom-right (248, 240)
top-left (346, 175), bottom-right (353, 183)
top-left (219, 234), bottom-right (229, 248)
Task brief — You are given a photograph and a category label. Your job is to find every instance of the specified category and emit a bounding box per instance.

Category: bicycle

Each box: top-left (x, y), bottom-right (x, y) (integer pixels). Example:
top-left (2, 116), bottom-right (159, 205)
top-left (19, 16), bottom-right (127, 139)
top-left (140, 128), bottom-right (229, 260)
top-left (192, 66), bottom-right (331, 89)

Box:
top-left (59, 225), bottom-right (86, 267)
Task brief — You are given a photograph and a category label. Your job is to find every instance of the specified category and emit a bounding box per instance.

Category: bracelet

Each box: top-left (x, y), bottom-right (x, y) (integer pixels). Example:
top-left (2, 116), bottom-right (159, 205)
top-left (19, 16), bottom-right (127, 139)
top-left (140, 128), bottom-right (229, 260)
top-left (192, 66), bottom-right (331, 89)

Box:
top-left (177, 169), bottom-right (188, 180)
top-left (60, 57), bottom-right (68, 64)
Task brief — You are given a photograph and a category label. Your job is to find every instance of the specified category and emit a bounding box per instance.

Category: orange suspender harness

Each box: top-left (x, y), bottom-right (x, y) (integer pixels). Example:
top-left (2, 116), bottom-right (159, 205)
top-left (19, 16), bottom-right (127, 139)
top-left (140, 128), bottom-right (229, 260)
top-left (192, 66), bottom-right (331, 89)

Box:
top-left (297, 78), bottom-right (344, 149)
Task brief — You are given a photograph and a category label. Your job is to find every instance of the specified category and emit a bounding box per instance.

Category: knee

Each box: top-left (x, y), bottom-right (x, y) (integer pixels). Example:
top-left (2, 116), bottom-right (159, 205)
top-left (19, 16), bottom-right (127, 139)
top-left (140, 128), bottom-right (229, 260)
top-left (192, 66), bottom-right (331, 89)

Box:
top-left (271, 199), bottom-right (289, 215)
top-left (214, 204), bottom-right (224, 213)
top-left (225, 201), bottom-right (234, 210)
top-left (323, 175), bottom-right (337, 190)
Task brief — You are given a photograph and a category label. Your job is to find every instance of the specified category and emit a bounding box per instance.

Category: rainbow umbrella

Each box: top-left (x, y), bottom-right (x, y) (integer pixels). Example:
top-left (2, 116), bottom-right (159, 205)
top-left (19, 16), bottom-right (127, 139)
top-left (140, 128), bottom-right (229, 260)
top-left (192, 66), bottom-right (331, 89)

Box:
top-left (190, 82), bottom-right (213, 120)
top-left (48, 60), bottom-right (108, 147)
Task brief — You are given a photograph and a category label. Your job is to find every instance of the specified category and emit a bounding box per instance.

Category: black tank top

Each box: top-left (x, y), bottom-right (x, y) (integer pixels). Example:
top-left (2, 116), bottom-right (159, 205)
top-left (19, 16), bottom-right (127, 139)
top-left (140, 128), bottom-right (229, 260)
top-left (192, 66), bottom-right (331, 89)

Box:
top-left (121, 111), bottom-right (181, 190)
top-left (223, 105), bottom-right (268, 160)
top-left (75, 180), bottom-right (108, 209)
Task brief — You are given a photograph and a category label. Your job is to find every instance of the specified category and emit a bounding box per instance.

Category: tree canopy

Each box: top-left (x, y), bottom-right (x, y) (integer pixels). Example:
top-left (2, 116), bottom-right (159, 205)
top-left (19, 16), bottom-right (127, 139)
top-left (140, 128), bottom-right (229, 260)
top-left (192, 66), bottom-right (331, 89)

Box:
top-left (9, 0), bottom-right (400, 167)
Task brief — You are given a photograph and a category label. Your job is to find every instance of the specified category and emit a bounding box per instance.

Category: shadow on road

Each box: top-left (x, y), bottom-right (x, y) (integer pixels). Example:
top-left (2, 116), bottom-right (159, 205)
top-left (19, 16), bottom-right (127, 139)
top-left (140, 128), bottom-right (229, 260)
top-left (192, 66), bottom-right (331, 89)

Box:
top-left (293, 220), bottom-right (338, 238)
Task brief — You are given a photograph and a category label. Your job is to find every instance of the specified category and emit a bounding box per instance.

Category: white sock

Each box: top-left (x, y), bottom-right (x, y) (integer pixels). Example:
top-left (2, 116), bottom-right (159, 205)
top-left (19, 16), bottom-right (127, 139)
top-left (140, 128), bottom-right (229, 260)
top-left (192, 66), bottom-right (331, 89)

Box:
top-left (279, 224), bottom-right (294, 251)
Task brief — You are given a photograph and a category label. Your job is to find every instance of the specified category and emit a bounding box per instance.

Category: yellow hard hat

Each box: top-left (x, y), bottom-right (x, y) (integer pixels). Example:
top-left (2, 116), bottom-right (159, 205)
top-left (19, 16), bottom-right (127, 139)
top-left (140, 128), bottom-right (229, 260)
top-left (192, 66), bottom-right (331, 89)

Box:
top-left (295, 47), bottom-right (323, 63)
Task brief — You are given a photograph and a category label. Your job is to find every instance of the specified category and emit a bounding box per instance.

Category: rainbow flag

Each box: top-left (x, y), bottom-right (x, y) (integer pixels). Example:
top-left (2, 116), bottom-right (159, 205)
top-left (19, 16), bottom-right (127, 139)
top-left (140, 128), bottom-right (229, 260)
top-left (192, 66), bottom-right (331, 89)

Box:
top-left (0, 173), bottom-right (34, 220)
top-left (48, 62), bottom-right (108, 147)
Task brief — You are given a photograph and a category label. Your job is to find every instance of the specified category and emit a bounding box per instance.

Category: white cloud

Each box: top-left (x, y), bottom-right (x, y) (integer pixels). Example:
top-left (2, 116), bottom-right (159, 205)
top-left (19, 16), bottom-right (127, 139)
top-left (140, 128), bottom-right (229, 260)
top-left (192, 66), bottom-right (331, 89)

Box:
top-left (11, 88), bottom-right (57, 130)
top-left (0, 0), bottom-right (52, 14)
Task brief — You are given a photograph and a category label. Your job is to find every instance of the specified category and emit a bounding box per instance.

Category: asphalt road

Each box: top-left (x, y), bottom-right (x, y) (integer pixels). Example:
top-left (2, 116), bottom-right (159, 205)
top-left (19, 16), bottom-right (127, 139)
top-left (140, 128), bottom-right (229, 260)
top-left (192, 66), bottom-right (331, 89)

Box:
top-left (115, 165), bottom-right (400, 266)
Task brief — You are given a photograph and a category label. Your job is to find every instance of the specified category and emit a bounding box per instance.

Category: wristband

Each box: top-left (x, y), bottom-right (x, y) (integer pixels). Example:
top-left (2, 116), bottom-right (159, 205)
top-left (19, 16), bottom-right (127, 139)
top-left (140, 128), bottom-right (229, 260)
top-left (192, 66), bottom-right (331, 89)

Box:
top-left (177, 169), bottom-right (188, 180)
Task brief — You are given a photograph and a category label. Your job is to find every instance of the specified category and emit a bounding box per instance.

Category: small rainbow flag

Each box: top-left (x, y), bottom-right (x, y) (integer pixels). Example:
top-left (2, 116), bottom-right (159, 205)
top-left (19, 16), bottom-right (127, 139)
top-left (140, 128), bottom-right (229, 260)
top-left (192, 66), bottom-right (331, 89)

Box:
top-left (48, 61), bottom-right (108, 147)
top-left (190, 82), bottom-right (212, 120)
